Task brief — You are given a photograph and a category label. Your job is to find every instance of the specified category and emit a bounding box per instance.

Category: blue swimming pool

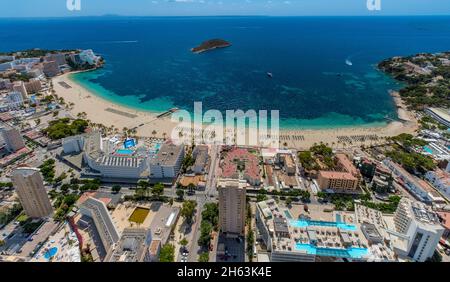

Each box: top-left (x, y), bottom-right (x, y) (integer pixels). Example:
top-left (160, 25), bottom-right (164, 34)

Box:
top-left (43, 247), bottom-right (58, 260)
top-left (116, 149), bottom-right (134, 155)
top-left (124, 138), bottom-right (136, 148)
top-left (296, 243), bottom-right (368, 259)
top-left (289, 219), bottom-right (357, 231)
top-left (423, 146), bottom-right (433, 154)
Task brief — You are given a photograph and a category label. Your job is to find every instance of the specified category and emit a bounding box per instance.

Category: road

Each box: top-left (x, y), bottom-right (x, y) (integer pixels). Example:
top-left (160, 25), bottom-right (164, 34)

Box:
top-left (186, 145), bottom-right (221, 262)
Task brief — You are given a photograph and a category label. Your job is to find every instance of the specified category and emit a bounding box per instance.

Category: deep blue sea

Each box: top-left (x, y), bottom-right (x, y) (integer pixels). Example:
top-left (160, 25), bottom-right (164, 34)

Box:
top-left (1, 16), bottom-right (450, 129)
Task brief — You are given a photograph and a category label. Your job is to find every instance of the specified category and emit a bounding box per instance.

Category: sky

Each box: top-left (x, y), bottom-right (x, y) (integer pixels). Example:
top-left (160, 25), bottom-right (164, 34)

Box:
top-left (0, 0), bottom-right (449, 18)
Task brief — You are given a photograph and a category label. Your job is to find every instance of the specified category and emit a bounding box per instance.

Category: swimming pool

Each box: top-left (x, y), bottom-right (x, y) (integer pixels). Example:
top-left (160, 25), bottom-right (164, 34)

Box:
top-left (284, 210), bottom-right (293, 219)
top-left (116, 149), bottom-right (134, 155)
top-left (43, 247), bottom-right (58, 260)
top-left (124, 138), bottom-right (136, 148)
top-left (295, 243), bottom-right (368, 259)
top-left (423, 146), bottom-right (433, 154)
top-left (289, 219), bottom-right (357, 231)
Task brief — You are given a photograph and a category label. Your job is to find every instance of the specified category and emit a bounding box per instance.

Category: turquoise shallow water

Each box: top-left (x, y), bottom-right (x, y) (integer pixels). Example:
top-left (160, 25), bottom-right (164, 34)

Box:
top-left (2, 16), bottom-right (450, 129)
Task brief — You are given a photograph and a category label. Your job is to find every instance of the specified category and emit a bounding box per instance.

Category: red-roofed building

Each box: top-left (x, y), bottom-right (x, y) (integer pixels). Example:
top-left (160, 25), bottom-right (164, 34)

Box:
top-left (220, 147), bottom-right (261, 186)
top-left (0, 147), bottom-right (31, 167)
top-left (437, 211), bottom-right (450, 239)
top-left (0, 112), bottom-right (14, 122)
top-left (76, 192), bottom-right (97, 206)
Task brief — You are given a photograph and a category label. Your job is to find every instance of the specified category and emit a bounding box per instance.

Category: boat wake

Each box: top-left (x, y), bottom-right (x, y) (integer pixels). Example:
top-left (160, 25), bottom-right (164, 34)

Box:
top-left (110, 40), bottom-right (139, 44)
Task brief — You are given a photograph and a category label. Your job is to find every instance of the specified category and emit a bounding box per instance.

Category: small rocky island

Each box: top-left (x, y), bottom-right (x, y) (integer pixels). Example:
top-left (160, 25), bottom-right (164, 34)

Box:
top-left (191, 39), bottom-right (231, 54)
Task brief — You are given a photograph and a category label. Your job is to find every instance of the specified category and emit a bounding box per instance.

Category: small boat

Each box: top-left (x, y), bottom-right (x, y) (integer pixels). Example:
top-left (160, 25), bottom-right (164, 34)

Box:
top-left (267, 72), bottom-right (273, 78)
top-left (345, 59), bottom-right (353, 66)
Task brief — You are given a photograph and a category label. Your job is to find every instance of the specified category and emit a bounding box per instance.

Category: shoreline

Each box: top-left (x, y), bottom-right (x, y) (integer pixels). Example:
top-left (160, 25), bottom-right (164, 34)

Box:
top-left (52, 71), bottom-right (418, 150)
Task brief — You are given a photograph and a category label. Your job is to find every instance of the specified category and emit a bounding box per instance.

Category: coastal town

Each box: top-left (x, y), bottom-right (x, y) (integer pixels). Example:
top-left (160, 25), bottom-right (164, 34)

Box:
top-left (0, 47), bottom-right (449, 264)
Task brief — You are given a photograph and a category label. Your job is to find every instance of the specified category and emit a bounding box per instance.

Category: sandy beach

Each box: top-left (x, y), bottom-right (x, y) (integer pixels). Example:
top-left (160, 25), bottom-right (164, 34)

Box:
top-left (52, 72), bottom-right (418, 150)
top-left (52, 72), bottom-right (179, 139)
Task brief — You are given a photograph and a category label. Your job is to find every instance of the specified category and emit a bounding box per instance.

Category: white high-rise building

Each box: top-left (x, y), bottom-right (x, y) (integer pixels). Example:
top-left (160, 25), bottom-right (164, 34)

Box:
top-left (149, 143), bottom-right (185, 179)
top-left (393, 198), bottom-right (444, 262)
top-left (11, 168), bottom-right (53, 218)
top-left (82, 132), bottom-right (148, 180)
top-left (104, 228), bottom-right (152, 262)
top-left (79, 197), bottom-right (120, 253)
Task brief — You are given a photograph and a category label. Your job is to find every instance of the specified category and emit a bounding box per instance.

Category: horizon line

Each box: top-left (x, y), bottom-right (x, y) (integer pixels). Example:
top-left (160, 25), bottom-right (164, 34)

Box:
top-left (2, 14), bottom-right (450, 19)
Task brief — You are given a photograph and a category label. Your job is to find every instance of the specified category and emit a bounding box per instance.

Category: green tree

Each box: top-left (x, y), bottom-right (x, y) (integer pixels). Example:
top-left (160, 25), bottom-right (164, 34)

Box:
top-left (256, 189), bottom-right (268, 202)
top-left (181, 200), bottom-right (197, 223)
top-left (246, 228), bottom-right (255, 262)
top-left (159, 244), bottom-right (175, 262)
top-left (198, 221), bottom-right (212, 247)
top-left (112, 184), bottom-right (122, 194)
top-left (152, 183), bottom-right (165, 197)
top-left (60, 183), bottom-right (70, 194)
top-left (176, 189), bottom-right (185, 201)
top-left (198, 252), bottom-right (209, 262)
top-left (317, 191), bottom-right (327, 199)
top-left (202, 203), bottom-right (219, 229)
top-left (180, 238), bottom-right (188, 247)
top-left (286, 197), bottom-right (293, 206)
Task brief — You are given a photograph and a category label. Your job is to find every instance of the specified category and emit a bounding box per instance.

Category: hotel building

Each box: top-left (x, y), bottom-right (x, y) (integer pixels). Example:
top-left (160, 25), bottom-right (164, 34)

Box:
top-left (0, 78), bottom-right (11, 90)
top-left (81, 132), bottom-right (148, 181)
top-left (24, 79), bottom-right (42, 94)
top-left (149, 143), bottom-right (185, 179)
top-left (276, 152), bottom-right (296, 176)
top-left (6, 91), bottom-right (24, 110)
top-left (392, 198), bottom-right (444, 262)
top-left (12, 81), bottom-right (28, 100)
top-left (220, 147), bottom-right (261, 186)
top-left (317, 154), bottom-right (361, 192)
top-left (11, 168), bottom-right (53, 218)
top-left (62, 135), bottom-right (85, 154)
top-left (45, 53), bottom-right (67, 66)
top-left (425, 169), bottom-right (450, 200)
top-left (42, 61), bottom-right (60, 77)
top-left (425, 107), bottom-right (450, 128)
top-left (383, 158), bottom-right (445, 204)
top-left (190, 145), bottom-right (209, 175)
top-left (255, 199), bottom-right (377, 262)
top-left (79, 197), bottom-right (120, 254)
top-left (104, 228), bottom-right (153, 262)
top-left (218, 178), bottom-right (246, 236)
top-left (0, 125), bottom-right (25, 153)
top-left (79, 49), bottom-right (101, 65)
